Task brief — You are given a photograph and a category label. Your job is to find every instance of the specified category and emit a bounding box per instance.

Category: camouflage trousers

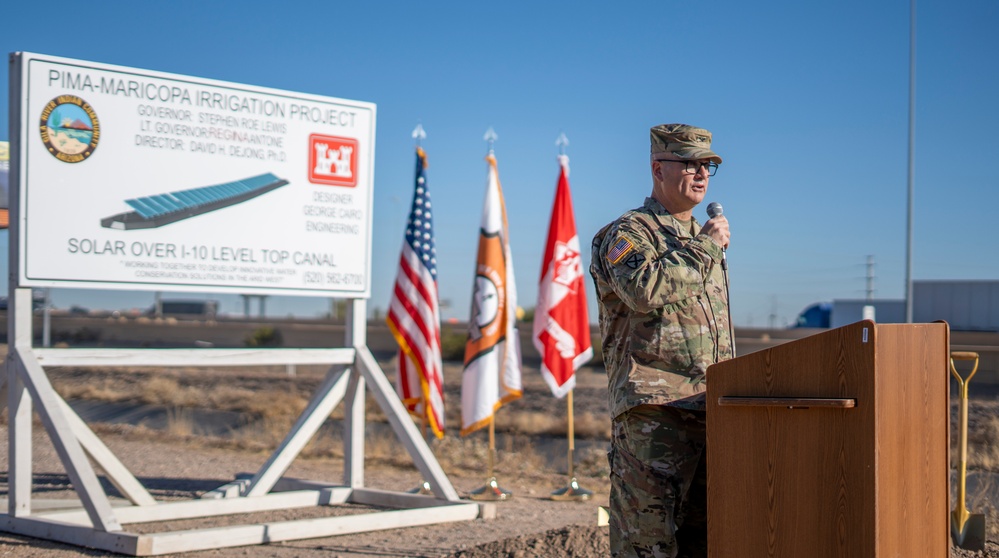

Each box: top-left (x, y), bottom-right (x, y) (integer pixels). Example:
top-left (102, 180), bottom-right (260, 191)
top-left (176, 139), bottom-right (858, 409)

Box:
top-left (609, 405), bottom-right (707, 558)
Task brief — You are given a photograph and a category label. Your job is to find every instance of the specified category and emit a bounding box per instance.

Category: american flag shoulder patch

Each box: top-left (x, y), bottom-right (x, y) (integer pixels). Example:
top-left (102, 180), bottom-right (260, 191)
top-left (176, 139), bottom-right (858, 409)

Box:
top-left (606, 237), bottom-right (635, 264)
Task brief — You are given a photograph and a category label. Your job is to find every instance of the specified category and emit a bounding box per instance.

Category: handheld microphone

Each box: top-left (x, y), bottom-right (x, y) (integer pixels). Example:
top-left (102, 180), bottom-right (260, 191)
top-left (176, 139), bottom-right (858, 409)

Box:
top-left (706, 201), bottom-right (723, 219)
top-left (705, 202), bottom-right (726, 270)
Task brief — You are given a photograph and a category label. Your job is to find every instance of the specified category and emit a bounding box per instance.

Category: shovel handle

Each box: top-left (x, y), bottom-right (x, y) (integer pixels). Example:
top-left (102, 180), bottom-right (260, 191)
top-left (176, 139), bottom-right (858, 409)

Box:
top-left (951, 351), bottom-right (980, 361)
top-left (950, 351), bottom-right (980, 387)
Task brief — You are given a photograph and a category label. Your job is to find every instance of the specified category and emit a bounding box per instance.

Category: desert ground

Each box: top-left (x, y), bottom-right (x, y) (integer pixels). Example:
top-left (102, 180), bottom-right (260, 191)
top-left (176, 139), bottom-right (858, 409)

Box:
top-left (0, 320), bottom-right (997, 557)
top-left (0, 352), bottom-right (615, 558)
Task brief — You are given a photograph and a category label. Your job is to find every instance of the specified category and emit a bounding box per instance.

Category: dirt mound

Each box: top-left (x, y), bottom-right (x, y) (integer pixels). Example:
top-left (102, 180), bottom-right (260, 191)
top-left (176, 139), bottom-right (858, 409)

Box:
top-left (447, 525), bottom-right (608, 558)
top-left (951, 540), bottom-right (999, 557)
top-left (445, 527), bottom-right (999, 558)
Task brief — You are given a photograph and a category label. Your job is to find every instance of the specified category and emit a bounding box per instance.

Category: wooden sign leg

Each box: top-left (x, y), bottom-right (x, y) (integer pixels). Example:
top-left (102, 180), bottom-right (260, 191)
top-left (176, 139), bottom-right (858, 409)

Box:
top-left (244, 367), bottom-right (351, 497)
top-left (343, 368), bottom-right (366, 488)
top-left (6, 362), bottom-right (32, 517)
top-left (355, 347), bottom-right (459, 501)
top-left (13, 349), bottom-right (122, 532)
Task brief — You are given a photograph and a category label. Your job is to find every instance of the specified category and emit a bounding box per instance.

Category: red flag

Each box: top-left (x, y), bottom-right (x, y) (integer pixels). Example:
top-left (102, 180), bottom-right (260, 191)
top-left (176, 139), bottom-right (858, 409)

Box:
top-left (387, 147), bottom-right (445, 438)
top-left (532, 155), bottom-right (592, 398)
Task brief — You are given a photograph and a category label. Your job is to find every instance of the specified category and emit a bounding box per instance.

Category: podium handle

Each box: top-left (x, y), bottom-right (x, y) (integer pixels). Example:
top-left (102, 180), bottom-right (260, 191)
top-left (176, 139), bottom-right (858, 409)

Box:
top-left (717, 397), bottom-right (856, 409)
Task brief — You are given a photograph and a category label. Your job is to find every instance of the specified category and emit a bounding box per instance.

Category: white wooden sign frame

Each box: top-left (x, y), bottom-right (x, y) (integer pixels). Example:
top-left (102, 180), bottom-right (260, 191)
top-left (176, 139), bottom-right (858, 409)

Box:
top-left (2, 292), bottom-right (486, 555)
top-left (2, 52), bottom-right (486, 555)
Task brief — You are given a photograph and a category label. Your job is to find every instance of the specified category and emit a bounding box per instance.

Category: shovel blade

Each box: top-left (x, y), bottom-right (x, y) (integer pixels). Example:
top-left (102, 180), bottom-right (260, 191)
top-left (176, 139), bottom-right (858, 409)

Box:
top-left (953, 513), bottom-right (987, 551)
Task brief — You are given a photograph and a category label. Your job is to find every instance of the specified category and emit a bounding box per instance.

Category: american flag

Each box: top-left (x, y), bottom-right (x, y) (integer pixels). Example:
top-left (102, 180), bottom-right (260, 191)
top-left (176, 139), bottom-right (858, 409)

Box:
top-left (606, 237), bottom-right (634, 264)
top-left (387, 147), bottom-right (445, 438)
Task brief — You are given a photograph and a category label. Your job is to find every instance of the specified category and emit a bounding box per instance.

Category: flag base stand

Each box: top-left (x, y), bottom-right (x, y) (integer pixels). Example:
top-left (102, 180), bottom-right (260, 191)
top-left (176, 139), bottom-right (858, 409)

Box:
top-left (548, 391), bottom-right (593, 502)
top-left (469, 477), bottom-right (512, 501)
top-left (407, 480), bottom-right (434, 495)
top-left (550, 477), bottom-right (593, 501)
top-left (468, 422), bottom-right (511, 501)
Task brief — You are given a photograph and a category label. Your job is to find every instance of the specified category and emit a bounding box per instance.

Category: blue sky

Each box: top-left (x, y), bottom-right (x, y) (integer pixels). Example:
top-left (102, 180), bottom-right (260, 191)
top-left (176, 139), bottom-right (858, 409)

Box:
top-left (2, 0), bottom-right (997, 327)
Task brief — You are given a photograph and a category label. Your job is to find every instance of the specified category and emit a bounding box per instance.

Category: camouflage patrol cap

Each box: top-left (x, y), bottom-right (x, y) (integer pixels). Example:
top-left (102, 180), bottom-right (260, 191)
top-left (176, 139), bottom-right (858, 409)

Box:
top-left (650, 123), bottom-right (722, 164)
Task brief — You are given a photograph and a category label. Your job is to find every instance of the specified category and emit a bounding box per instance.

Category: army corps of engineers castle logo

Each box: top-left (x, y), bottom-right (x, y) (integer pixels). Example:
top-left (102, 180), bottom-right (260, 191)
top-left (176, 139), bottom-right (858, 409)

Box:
top-left (40, 95), bottom-right (100, 163)
top-left (308, 134), bottom-right (358, 187)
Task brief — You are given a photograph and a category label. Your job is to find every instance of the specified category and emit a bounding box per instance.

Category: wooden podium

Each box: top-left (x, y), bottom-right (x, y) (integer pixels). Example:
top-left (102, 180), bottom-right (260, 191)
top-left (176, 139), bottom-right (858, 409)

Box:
top-left (706, 321), bottom-right (949, 557)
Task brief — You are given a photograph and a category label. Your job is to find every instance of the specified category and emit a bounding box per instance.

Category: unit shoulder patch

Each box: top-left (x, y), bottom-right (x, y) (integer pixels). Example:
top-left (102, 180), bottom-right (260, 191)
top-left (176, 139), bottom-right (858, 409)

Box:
top-left (623, 252), bottom-right (646, 269)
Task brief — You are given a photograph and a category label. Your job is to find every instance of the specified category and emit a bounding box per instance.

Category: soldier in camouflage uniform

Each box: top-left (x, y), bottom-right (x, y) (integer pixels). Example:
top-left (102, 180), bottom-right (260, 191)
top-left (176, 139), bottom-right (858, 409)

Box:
top-left (590, 123), bottom-right (734, 558)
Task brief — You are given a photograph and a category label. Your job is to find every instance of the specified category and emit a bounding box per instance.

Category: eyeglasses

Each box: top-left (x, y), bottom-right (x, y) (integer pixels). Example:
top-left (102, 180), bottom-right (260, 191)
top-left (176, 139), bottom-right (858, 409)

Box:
top-left (657, 159), bottom-right (719, 176)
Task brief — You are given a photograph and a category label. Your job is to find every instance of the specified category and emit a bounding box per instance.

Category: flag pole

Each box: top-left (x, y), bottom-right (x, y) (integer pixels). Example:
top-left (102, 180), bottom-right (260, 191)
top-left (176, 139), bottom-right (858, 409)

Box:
top-left (402, 123), bottom-right (433, 496)
top-left (406, 407), bottom-right (433, 495)
top-left (568, 389), bottom-right (574, 478)
top-left (549, 132), bottom-right (593, 501)
top-left (550, 389), bottom-right (592, 500)
top-left (469, 127), bottom-right (512, 501)
top-left (489, 415), bottom-right (495, 476)
top-left (469, 416), bottom-right (512, 500)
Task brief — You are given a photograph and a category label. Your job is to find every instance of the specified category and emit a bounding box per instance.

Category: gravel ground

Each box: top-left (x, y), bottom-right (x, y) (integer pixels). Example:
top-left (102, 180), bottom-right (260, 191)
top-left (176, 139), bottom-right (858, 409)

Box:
top-left (0, 425), bottom-right (610, 557)
top-left (0, 360), bottom-right (612, 557)
top-left (1, 357), bottom-right (996, 557)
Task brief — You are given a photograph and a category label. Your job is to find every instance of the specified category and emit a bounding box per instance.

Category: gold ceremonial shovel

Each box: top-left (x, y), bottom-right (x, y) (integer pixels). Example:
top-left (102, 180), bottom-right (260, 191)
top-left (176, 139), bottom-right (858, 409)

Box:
top-left (950, 351), bottom-right (987, 551)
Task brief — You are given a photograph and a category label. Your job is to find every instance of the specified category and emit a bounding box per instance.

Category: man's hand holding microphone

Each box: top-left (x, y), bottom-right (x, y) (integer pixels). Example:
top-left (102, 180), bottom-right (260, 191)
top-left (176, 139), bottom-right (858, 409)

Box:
top-left (701, 202), bottom-right (730, 268)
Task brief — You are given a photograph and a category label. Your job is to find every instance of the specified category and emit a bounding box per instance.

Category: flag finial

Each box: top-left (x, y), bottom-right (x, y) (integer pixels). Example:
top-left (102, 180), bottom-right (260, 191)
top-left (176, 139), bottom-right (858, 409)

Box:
top-left (556, 132), bottom-right (569, 156)
top-left (484, 127), bottom-right (498, 154)
top-left (412, 123), bottom-right (427, 147)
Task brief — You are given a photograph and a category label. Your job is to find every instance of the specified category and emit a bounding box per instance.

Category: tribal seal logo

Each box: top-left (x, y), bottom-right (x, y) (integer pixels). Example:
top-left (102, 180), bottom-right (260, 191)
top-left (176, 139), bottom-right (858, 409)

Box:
top-left (468, 273), bottom-right (501, 341)
top-left (40, 95), bottom-right (100, 163)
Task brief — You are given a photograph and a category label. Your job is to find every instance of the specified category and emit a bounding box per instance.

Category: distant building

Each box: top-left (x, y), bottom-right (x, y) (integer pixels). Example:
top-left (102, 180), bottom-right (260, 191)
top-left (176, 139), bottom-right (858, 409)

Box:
top-left (150, 299), bottom-right (218, 320)
top-left (0, 289), bottom-right (49, 311)
top-left (796, 280), bottom-right (999, 332)
top-left (913, 280), bottom-right (999, 332)
top-left (0, 140), bottom-right (8, 229)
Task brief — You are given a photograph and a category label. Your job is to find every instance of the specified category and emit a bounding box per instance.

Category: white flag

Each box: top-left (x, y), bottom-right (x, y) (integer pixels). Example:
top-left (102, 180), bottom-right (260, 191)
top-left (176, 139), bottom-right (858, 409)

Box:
top-left (460, 153), bottom-right (522, 435)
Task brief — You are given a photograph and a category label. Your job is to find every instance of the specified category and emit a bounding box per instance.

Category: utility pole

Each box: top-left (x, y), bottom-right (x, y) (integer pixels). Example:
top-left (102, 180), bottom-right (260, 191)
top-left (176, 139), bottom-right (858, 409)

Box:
top-left (904, 0), bottom-right (916, 322)
top-left (866, 255), bottom-right (876, 301)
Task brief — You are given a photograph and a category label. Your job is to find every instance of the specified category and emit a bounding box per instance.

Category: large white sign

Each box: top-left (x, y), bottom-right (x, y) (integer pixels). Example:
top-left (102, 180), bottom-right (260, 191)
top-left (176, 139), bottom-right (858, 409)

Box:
top-left (11, 52), bottom-right (376, 297)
